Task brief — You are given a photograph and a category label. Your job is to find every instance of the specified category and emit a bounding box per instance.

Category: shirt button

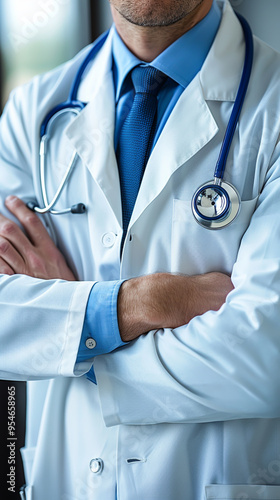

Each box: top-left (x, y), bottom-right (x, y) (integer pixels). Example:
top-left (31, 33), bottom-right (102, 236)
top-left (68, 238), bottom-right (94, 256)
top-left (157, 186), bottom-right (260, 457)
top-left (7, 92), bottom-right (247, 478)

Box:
top-left (89, 458), bottom-right (104, 474)
top-left (102, 232), bottom-right (116, 248)
top-left (85, 338), bottom-right (97, 349)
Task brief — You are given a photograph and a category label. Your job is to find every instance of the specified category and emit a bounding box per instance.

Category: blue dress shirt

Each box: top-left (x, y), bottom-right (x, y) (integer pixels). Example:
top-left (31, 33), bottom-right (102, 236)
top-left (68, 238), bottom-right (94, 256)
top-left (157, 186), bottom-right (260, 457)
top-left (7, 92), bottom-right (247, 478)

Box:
top-left (77, 0), bottom-right (222, 384)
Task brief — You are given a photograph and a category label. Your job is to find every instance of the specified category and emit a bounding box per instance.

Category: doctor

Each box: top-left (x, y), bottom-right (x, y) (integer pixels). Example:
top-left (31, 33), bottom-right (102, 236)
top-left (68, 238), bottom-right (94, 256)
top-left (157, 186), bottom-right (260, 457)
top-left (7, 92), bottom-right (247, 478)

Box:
top-left (1, 0), bottom-right (280, 499)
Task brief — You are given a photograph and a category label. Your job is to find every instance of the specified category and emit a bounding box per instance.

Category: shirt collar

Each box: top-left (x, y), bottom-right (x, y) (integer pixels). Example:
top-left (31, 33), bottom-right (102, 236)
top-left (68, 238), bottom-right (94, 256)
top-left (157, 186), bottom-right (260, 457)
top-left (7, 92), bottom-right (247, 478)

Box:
top-left (112, 0), bottom-right (222, 101)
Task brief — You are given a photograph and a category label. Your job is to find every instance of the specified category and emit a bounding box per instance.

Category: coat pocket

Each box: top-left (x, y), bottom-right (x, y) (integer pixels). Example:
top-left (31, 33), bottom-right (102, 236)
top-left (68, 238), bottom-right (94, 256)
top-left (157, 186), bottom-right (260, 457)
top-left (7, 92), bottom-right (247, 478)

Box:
top-left (171, 197), bottom-right (258, 275)
top-left (205, 484), bottom-right (280, 499)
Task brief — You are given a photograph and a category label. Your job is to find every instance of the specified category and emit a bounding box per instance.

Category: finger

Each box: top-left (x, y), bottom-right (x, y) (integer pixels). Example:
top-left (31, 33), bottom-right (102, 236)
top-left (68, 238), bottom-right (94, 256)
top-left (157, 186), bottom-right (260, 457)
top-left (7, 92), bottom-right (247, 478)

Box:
top-left (0, 256), bottom-right (16, 276)
top-left (0, 212), bottom-right (32, 257)
top-left (0, 236), bottom-right (26, 274)
top-left (5, 196), bottom-right (54, 248)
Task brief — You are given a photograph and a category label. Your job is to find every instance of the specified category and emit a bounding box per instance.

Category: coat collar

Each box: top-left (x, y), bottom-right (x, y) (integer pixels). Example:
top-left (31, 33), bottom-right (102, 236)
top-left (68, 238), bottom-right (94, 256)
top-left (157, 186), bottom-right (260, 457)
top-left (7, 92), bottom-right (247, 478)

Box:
top-left (70, 0), bottom-right (245, 106)
top-left (65, 1), bottom-right (246, 229)
top-left (200, 0), bottom-right (245, 102)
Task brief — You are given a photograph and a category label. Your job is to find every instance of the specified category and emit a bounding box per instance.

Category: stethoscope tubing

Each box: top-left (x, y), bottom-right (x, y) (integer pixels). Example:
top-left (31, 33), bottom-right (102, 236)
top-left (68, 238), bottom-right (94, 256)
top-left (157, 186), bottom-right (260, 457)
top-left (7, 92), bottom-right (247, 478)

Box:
top-left (40, 30), bottom-right (109, 138)
top-left (32, 31), bottom-right (110, 216)
top-left (38, 108), bottom-right (81, 214)
top-left (191, 13), bottom-right (253, 230)
top-left (214, 14), bottom-right (253, 181)
top-left (69, 30), bottom-right (110, 103)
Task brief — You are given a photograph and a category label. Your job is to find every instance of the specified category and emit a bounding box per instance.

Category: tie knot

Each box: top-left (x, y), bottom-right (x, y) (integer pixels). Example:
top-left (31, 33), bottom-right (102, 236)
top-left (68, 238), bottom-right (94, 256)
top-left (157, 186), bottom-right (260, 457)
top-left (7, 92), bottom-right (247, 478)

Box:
top-left (131, 66), bottom-right (167, 96)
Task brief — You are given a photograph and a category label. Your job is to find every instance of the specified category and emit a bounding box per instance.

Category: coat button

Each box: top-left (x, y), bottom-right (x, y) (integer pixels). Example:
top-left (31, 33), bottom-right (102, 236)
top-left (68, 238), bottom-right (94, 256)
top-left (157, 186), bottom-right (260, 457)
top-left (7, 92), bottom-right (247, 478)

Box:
top-left (85, 338), bottom-right (97, 349)
top-left (102, 232), bottom-right (116, 248)
top-left (90, 458), bottom-right (104, 474)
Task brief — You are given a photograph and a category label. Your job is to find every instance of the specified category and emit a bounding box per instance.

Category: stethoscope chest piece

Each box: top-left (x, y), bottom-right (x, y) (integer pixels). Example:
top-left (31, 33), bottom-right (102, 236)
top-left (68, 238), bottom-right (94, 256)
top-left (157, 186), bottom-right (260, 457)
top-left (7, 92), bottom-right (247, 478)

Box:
top-left (191, 180), bottom-right (241, 229)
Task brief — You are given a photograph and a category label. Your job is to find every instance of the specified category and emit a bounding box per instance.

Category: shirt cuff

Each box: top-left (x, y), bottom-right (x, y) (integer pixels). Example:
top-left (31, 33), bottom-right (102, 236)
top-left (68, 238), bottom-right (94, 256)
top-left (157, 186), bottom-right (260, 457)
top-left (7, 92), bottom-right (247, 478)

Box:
top-left (77, 280), bottom-right (127, 383)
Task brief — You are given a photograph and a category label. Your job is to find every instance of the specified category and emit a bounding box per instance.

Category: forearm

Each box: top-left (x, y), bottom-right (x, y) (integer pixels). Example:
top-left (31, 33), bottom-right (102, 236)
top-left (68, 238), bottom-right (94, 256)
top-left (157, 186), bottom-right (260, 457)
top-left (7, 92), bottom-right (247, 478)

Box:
top-left (0, 274), bottom-right (93, 381)
top-left (96, 265), bottom-right (280, 427)
top-left (96, 164), bottom-right (280, 426)
top-left (118, 272), bottom-right (233, 342)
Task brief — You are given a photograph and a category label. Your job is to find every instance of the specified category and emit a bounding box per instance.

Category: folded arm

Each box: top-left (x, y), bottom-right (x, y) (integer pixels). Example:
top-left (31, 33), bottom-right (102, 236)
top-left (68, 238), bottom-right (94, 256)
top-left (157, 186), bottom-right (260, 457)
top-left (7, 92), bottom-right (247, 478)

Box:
top-left (0, 196), bottom-right (233, 340)
top-left (118, 272), bottom-right (233, 341)
top-left (94, 153), bottom-right (280, 426)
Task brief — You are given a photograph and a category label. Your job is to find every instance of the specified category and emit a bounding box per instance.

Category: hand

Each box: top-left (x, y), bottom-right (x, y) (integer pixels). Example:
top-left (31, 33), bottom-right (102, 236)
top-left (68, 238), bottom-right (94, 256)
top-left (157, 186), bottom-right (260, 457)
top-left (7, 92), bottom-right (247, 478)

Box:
top-left (118, 272), bottom-right (234, 341)
top-left (0, 196), bottom-right (76, 281)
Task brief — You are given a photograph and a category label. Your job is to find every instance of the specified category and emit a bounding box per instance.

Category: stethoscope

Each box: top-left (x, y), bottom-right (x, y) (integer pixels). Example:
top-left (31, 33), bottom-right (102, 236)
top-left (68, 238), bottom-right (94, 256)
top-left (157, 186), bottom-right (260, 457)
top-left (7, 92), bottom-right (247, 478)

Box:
top-left (28, 14), bottom-right (253, 230)
top-left (192, 13), bottom-right (253, 229)
top-left (27, 30), bottom-right (109, 216)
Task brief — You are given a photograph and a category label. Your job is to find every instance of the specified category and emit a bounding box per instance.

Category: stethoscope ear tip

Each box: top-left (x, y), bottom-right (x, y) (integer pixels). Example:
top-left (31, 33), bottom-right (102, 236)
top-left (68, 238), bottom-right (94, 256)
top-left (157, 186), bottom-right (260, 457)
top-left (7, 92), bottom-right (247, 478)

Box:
top-left (25, 201), bottom-right (86, 215)
top-left (26, 201), bottom-right (37, 212)
top-left (71, 203), bottom-right (86, 214)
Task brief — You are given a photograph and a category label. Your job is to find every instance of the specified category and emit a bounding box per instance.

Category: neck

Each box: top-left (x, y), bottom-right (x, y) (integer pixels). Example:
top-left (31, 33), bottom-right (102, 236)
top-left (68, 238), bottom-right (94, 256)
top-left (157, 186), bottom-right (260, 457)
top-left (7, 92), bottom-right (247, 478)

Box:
top-left (111, 0), bottom-right (213, 62)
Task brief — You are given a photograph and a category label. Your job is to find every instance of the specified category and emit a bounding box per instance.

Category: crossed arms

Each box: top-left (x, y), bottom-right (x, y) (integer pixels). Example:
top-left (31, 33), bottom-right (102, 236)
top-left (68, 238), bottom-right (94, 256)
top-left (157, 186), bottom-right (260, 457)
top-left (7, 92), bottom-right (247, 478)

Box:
top-left (0, 195), bottom-right (233, 342)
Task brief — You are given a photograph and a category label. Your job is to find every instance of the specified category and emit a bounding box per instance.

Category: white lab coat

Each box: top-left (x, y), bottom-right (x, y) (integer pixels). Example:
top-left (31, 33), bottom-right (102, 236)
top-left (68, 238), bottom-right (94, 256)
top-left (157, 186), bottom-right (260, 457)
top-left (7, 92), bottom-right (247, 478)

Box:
top-left (1, 1), bottom-right (280, 499)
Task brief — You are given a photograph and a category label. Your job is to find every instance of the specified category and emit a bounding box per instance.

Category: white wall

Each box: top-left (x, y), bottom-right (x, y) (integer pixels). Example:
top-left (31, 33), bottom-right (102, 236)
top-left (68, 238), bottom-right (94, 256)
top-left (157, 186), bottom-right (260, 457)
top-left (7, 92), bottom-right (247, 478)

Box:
top-left (230, 0), bottom-right (280, 52)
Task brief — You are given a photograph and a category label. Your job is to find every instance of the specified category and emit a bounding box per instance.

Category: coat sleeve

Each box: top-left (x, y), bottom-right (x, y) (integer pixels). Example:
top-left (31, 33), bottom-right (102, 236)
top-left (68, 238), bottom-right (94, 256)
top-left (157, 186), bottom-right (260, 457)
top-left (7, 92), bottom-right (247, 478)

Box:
top-left (0, 85), bottom-right (93, 381)
top-left (94, 141), bottom-right (280, 426)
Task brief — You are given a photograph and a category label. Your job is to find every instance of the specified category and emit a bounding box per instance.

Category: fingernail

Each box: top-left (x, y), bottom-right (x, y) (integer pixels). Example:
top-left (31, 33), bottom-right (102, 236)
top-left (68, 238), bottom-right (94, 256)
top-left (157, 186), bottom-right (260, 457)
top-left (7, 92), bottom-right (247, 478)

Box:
top-left (5, 196), bottom-right (17, 204)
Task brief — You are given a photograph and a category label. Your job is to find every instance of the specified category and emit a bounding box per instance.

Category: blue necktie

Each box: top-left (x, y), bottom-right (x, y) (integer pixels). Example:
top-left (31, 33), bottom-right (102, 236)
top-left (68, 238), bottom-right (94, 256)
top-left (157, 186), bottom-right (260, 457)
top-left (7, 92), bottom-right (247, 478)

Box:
top-left (117, 66), bottom-right (167, 237)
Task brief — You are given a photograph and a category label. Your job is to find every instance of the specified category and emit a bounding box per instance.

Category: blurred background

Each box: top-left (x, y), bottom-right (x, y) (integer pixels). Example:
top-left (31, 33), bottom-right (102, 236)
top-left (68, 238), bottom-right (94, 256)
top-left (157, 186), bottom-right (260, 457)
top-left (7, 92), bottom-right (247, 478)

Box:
top-left (0, 0), bottom-right (279, 498)
top-left (0, 0), bottom-right (112, 109)
top-left (1, 0), bottom-right (280, 110)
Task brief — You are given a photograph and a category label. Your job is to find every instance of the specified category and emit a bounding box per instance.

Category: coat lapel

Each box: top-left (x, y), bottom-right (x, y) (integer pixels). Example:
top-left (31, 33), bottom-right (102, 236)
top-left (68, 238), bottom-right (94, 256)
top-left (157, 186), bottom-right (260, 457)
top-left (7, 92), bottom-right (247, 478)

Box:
top-left (65, 29), bottom-right (122, 227)
top-left (200, 0), bottom-right (245, 102)
top-left (130, 78), bottom-right (219, 228)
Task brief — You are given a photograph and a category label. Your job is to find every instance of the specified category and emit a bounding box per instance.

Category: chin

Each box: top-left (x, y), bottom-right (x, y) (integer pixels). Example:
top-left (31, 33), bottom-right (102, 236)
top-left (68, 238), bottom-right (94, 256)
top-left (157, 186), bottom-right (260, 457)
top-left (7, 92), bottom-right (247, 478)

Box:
top-left (110, 0), bottom-right (200, 28)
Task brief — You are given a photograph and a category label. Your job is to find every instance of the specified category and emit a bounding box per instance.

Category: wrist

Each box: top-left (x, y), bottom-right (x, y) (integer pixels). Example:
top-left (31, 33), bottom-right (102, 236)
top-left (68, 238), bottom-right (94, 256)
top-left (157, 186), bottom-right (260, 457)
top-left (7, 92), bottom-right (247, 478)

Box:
top-left (117, 273), bottom-right (188, 341)
top-left (117, 271), bottom-right (233, 343)
top-left (117, 277), bottom-right (155, 342)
